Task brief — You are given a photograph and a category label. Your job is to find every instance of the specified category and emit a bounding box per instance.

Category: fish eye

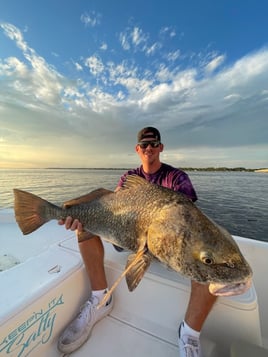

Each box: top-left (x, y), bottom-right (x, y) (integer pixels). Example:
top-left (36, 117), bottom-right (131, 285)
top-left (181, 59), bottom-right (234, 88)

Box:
top-left (200, 251), bottom-right (214, 265)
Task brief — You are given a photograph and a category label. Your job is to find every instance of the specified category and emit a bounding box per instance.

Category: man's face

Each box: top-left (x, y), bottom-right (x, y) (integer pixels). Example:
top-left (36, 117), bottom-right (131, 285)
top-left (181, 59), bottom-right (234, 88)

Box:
top-left (135, 137), bottom-right (164, 163)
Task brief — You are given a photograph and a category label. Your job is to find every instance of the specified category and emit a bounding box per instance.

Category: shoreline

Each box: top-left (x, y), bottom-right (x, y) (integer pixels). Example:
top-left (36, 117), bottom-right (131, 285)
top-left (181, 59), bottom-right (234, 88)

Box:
top-left (1, 167), bottom-right (267, 172)
top-left (45, 167), bottom-right (268, 172)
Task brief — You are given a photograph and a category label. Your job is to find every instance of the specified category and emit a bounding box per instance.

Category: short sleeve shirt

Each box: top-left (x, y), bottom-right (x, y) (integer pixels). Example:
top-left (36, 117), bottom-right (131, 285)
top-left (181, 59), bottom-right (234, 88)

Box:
top-left (117, 163), bottom-right (197, 202)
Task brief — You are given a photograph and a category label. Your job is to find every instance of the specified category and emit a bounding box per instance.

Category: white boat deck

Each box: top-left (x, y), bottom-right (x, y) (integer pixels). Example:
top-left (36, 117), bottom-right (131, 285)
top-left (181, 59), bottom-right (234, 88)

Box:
top-left (1, 209), bottom-right (268, 357)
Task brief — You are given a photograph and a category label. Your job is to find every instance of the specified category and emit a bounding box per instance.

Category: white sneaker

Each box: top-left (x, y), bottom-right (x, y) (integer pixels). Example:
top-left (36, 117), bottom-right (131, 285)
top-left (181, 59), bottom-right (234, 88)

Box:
top-left (58, 293), bottom-right (113, 354)
top-left (178, 322), bottom-right (202, 357)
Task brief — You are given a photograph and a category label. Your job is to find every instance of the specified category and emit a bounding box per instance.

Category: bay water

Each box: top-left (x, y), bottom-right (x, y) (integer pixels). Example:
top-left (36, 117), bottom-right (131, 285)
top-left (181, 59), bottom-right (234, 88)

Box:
top-left (1, 169), bottom-right (267, 241)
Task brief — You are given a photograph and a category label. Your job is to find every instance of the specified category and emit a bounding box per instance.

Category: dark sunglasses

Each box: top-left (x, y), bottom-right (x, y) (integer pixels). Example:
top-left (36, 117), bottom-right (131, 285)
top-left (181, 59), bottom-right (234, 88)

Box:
top-left (138, 141), bottom-right (161, 149)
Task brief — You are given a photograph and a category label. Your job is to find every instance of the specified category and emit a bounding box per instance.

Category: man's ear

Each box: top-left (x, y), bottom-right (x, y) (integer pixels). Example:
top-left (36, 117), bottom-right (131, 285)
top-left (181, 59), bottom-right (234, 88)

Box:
top-left (160, 143), bottom-right (164, 152)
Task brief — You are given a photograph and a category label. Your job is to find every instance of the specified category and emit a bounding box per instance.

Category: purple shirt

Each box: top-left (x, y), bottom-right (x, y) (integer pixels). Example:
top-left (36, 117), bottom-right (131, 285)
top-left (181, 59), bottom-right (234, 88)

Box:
top-left (117, 163), bottom-right (197, 202)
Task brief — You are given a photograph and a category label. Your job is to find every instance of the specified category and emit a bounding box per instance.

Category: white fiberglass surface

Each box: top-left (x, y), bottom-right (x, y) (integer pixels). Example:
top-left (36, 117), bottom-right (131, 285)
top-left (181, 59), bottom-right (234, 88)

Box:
top-left (0, 209), bottom-right (74, 270)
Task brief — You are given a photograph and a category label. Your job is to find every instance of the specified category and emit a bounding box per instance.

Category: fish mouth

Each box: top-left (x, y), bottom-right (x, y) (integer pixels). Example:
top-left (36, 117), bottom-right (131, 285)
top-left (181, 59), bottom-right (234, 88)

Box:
top-left (209, 278), bottom-right (252, 297)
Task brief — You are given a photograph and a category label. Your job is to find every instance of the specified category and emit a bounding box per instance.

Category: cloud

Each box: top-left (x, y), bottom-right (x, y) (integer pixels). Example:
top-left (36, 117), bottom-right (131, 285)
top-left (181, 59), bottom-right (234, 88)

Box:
top-left (74, 62), bottom-right (83, 71)
top-left (119, 25), bottom-right (159, 56)
top-left (159, 26), bottom-right (177, 39)
top-left (1, 23), bottom-right (28, 51)
top-left (84, 55), bottom-right (104, 76)
top-left (166, 50), bottom-right (181, 62)
top-left (0, 22), bottom-right (63, 107)
top-left (100, 42), bottom-right (108, 51)
top-left (132, 26), bottom-right (148, 46)
top-left (205, 55), bottom-right (225, 74)
top-left (0, 22), bottom-right (268, 169)
top-left (80, 11), bottom-right (102, 27)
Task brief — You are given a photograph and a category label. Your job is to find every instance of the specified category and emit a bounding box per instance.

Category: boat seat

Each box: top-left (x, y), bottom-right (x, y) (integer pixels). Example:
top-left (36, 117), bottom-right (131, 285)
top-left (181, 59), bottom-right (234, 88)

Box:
top-left (230, 341), bottom-right (268, 357)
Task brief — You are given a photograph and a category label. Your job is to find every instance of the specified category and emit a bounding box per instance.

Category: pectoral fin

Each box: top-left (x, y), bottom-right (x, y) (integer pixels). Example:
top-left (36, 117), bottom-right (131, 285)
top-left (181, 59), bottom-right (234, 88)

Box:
top-left (126, 251), bottom-right (153, 291)
top-left (98, 248), bottom-right (152, 309)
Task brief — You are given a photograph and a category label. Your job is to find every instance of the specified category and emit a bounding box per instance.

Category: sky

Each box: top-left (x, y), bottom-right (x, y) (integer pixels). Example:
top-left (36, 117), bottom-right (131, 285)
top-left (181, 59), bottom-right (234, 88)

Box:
top-left (0, 0), bottom-right (268, 169)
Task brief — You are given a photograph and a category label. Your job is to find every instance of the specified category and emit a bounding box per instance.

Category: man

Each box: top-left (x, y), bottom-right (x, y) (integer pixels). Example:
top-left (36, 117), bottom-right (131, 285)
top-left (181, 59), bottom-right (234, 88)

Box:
top-left (58, 127), bottom-right (217, 357)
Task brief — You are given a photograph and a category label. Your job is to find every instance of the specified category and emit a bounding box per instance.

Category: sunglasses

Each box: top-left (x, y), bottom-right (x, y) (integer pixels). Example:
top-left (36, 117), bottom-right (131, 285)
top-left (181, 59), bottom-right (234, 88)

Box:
top-left (138, 141), bottom-right (161, 149)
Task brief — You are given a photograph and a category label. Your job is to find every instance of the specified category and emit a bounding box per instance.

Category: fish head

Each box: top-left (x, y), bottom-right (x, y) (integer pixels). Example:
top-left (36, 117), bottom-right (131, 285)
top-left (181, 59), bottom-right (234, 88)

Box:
top-left (187, 245), bottom-right (253, 296)
top-left (146, 203), bottom-right (252, 297)
top-left (181, 222), bottom-right (253, 296)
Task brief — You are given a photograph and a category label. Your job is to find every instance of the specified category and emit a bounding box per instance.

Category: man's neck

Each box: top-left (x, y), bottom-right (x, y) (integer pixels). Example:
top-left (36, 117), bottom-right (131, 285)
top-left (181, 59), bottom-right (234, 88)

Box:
top-left (142, 161), bottom-right (162, 174)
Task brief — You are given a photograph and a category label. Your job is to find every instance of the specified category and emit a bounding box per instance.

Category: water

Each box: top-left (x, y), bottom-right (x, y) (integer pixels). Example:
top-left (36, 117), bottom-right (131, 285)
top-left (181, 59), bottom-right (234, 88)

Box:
top-left (1, 169), bottom-right (267, 241)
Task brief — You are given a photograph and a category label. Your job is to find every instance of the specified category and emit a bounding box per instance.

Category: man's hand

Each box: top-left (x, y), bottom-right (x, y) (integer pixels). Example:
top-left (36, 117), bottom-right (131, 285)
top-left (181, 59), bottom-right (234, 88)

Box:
top-left (57, 188), bottom-right (112, 235)
top-left (58, 216), bottom-right (83, 233)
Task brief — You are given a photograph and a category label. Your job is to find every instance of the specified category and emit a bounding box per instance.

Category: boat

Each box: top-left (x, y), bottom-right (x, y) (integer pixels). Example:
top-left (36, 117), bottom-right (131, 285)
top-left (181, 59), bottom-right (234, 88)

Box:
top-left (1, 208), bottom-right (268, 357)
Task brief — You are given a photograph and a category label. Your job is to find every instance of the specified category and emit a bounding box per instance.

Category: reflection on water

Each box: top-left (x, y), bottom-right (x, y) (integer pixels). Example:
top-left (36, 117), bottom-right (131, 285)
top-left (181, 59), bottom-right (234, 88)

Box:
top-left (1, 169), bottom-right (267, 241)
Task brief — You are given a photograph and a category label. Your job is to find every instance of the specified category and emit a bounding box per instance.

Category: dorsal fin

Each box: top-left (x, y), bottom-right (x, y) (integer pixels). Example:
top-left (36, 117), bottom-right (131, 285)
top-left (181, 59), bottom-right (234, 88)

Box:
top-left (122, 175), bottom-right (150, 190)
top-left (63, 188), bottom-right (112, 208)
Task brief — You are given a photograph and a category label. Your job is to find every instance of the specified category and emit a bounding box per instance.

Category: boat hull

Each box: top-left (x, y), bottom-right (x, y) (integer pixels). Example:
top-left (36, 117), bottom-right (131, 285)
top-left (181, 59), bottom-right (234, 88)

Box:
top-left (0, 210), bottom-right (265, 357)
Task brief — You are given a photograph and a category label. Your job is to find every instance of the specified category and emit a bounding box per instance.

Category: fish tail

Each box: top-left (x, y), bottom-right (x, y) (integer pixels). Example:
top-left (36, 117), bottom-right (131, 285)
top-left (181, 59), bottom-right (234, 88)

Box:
top-left (13, 189), bottom-right (61, 235)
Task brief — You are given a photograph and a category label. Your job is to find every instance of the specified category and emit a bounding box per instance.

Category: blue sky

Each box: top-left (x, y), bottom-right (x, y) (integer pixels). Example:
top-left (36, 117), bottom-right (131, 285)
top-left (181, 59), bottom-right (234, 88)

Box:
top-left (0, 0), bottom-right (268, 169)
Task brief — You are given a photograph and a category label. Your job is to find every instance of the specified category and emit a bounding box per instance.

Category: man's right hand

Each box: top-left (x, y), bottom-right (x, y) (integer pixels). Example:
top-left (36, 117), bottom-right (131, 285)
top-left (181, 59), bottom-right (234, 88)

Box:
top-left (58, 188), bottom-right (113, 235)
top-left (58, 216), bottom-right (83, 232)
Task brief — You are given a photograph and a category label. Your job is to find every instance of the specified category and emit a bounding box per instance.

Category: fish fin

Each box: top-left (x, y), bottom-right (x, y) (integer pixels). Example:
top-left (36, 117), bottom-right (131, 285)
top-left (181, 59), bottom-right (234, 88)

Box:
top-left (98, 249), bottom-right (152, 309)
top-left (13, 189), bottom-right (56, 235)
top-left (125, 251), bottom-right (153, 291)
top-left (63, 188), bottom-right (112, 208)
top-left (122, 174), bottom-right (150, 190)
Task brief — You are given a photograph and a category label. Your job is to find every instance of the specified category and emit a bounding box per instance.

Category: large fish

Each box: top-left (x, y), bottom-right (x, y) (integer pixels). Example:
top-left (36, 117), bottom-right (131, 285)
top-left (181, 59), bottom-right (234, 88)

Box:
top-left (13, 175), bottom-right (252, 297)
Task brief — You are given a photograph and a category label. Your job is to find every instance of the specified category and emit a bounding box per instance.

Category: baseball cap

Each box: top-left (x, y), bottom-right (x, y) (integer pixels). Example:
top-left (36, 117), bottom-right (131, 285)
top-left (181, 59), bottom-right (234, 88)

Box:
top-left (137, 127), bottom-right (161, 142)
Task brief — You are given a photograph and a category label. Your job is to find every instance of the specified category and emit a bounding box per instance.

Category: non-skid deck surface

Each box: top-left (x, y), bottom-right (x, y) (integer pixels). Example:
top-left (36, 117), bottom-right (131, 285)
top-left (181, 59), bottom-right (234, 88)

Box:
top-left (71, 316), bottom-right (179, 357)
